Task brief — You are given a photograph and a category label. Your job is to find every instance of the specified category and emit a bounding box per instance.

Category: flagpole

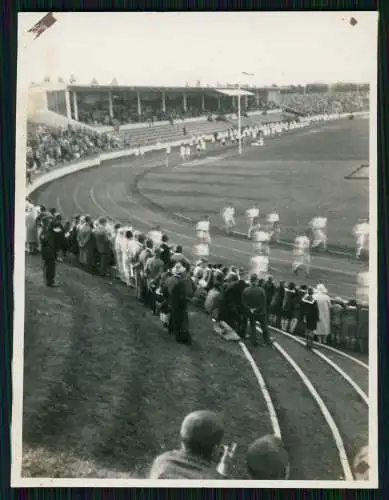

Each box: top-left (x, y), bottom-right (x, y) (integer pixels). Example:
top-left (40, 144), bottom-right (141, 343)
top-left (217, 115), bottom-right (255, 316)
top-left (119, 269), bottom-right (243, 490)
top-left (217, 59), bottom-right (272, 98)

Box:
top-left (238, 81), bottom-right (242, 155)
top-left (238, 72), bottom-right (255, 156)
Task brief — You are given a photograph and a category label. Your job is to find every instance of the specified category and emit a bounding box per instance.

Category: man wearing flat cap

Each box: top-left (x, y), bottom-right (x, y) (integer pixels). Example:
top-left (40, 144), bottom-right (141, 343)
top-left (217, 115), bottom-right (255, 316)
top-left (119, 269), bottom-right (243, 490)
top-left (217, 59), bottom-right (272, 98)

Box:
top-left (149, 410), bottom-right (231, 479)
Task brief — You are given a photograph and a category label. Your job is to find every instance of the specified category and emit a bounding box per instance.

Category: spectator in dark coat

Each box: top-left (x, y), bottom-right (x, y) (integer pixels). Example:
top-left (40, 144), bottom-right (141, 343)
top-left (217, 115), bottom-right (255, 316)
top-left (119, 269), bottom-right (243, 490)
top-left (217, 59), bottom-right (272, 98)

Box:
top-left (40, 217), bottom-right (57, 287)
top-left (94, 217), bottom-right (112, 276)
top-left (164, 262), bottom-right (193, 344)
top-left (51, 213), bottom-right (65, 261)
top-left (301, 287), bottom-right (320, 349)
top-left (281, 282), bottom-right (298, 332)
top-left (270, 280), bottom-right (285, 327)
top-left (264, 276), bottom-right (276, 311)
top-left (219, 274), bottom-right (248, 338)
top-left (159, 234), bottom-right (172, 271)
top-left (242, 274), bottom-right (272, 346)
top-left (291, 284), bottom-right (308, 335)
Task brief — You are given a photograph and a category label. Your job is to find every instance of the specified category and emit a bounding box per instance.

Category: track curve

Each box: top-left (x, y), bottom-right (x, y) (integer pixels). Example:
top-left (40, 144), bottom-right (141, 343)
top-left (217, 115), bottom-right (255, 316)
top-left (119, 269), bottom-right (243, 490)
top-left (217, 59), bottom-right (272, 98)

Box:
top-left (28, 147), bottom-right (369, 481)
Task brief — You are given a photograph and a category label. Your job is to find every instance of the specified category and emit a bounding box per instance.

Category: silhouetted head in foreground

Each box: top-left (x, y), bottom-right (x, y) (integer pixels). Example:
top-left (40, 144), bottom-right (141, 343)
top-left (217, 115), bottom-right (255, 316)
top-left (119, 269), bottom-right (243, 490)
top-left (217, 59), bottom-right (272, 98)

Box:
top-left (246, 435), bottom-right (290, 480)
top-left (180, 410), bottom-right (224, 462)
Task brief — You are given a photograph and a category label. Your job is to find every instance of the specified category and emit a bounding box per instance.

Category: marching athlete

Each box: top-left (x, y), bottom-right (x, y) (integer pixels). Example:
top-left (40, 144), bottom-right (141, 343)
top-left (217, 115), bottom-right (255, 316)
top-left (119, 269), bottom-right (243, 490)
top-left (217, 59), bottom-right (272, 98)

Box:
top-left (251, 224), bottom-right (270, 256)
top-left (185, 144), bottom-right (191, 160)
top-left (292, 232), bottom-right (311, 277)
top-left (147, 224), bottom-right (163, 247)
top-left (249, 247), bottom-right (269, 281)
top-left (309, 216), bottom-right (328, 251)
top-left (180, 144), bottom-right (186, 161)
top-left (222, 203), bottom-right (236, 234)
top-left (267, 208), bottom-right (280, 242)
top-left (246, 204), bottom-right (259, 238)
top-left (193, 241), bottom-right (210, 262)
top-left (196, 216), bottom-right (211, 244)
top-left (353, 218), bottom-right (369, 259)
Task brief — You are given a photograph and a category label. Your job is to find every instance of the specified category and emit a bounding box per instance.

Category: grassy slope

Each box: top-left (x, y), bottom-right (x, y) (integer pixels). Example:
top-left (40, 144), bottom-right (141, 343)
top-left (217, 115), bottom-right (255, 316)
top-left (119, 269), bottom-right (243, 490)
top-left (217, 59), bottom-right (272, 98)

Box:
top-left (23, 255), bottom-right (273, 479)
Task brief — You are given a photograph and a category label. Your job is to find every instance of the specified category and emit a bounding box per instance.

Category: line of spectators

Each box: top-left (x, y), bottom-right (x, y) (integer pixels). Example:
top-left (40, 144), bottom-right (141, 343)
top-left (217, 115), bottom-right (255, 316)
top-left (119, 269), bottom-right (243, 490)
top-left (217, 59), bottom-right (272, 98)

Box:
top-left (25, 198), bottom-right (368, 353)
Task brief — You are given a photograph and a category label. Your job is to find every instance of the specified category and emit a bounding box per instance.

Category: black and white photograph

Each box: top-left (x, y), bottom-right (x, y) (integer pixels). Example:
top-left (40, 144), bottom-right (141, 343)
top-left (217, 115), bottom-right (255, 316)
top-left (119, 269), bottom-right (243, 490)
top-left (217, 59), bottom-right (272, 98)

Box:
top-left (12, 11), bottom-right (378, 487)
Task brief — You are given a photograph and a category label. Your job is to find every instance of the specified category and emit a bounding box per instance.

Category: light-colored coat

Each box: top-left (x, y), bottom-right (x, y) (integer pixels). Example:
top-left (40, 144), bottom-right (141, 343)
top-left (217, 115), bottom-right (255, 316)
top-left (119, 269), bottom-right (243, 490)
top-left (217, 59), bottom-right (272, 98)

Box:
top-left (314, 290), bottom-right (332, 338)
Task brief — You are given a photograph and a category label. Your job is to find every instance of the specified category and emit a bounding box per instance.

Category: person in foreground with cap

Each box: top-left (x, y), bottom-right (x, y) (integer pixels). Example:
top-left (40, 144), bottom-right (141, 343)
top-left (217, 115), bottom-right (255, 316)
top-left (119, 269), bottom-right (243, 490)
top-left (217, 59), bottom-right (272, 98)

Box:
top-left (246, 435), bottom-right (290, 480)
top-left (149, 410), bottom-right (233, 479)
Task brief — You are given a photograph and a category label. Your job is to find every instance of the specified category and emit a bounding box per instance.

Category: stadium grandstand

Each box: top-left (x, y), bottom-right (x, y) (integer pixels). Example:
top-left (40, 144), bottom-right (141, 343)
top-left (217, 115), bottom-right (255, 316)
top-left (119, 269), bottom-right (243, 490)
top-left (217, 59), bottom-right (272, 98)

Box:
top-left (27, 80), bottom-right (369, 155)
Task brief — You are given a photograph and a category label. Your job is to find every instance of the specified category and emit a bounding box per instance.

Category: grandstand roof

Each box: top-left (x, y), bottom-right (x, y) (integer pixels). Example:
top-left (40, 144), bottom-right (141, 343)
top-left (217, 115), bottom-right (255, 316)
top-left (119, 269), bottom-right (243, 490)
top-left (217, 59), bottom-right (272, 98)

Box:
top-left (68, 84), bottom-right (220, 93)
top-left (66, 84), bottom-right (274, 95)
top-left (215, 88), bottom-right (255, 97)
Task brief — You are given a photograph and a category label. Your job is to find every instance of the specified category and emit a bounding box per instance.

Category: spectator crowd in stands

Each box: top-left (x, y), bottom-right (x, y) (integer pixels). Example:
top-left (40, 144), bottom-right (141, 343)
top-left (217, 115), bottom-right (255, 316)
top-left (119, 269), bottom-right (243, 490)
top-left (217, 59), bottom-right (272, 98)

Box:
top-left (26, 123), bottom-right (119, 177)
top-left (280, 90), bottom-right (369, 116)
top-left (73, 89), bottom-right (368, 128)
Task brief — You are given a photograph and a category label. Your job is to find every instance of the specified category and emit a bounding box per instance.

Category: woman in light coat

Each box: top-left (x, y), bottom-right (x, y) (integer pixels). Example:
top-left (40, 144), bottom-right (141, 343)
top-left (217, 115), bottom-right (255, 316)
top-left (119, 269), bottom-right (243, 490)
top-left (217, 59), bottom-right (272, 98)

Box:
top-left (313, 283), bottom-right (332, 343)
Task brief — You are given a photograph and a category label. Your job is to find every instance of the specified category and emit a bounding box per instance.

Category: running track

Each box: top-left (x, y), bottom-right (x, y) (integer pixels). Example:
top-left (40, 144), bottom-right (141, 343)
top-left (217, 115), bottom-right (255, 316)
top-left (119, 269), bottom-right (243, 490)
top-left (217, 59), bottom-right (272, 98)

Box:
top-left (30, 135), bottom-right (372, 483)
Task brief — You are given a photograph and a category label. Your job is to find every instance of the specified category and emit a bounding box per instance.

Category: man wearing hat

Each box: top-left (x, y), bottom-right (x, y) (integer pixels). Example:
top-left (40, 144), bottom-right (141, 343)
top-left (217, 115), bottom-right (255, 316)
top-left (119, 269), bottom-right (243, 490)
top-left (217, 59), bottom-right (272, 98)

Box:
top-left (149, 410), bottom-right (229, 479)
top-left (164, 262), bottom-right (193, 344)
top-left (246, 435), bottom-right (290, 480)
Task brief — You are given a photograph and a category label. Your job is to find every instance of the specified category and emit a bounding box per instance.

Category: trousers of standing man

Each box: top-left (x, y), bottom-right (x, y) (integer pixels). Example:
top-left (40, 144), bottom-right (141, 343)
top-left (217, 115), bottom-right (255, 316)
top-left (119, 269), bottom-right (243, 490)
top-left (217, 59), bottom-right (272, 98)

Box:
top-left (244, 308), bottom-right (271, 346)
top-left (43, 257), bottom-right (56, 287)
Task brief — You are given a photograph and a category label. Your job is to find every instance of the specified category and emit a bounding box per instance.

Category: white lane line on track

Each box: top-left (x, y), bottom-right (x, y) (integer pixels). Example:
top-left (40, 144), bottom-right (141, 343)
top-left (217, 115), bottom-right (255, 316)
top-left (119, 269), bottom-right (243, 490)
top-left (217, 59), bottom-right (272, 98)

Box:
top-left (270, 327), bottom-right (368, 405)
top-left (56, 195), bottom-right (64, 215)
top-left (238, 341), bottom-right (282, 439)
top-left (89, 185), bottom-right (235, 262)
top-left (311, 342), bottom-right (369, 370)
top-left (269, 337), bottom-right (354, 481)
top-left (105, 184), bottom-right (185, 228)
top-left (72, 183), bottom-right (86, 214)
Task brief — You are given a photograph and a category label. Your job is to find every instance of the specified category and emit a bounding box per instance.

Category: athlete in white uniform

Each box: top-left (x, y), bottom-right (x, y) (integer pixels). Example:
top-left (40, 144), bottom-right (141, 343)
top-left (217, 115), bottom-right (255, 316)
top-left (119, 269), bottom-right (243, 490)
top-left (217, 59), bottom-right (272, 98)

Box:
top-left (293, 233), bottom-right (311, 277)
top-left (185, 144), bottom-right (191, 160)
top-left (267, 209), bottom-right (280, 242)
top-left (356, 270), bottom-right (369, 306)
top-left (180, 144), bottom-right (186, 161)
top-left (194, 242), bottom-right (210, 262)
top-left (222, 204), bottom-right (236, 233)
top-left (147, 225), bottom-right (163, 247)
top-left (196, 217), bottom-right (211, 243)
top-left (353, 219), bottom-right (369, 259)
top-left (246, 205), bottom-right (259, 238)
top-left (309, 216), bottom-right (328, 251)
top-left (249, 248), bottom-right (269, 281)
top-left (252, 225), bottom-right (271, 256)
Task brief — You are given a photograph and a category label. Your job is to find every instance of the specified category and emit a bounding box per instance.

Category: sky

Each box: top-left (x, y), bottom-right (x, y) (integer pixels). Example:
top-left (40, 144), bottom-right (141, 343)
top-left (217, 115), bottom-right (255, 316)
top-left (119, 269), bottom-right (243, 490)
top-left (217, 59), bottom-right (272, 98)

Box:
top-left (18, 12), bottom-right (378, 87)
